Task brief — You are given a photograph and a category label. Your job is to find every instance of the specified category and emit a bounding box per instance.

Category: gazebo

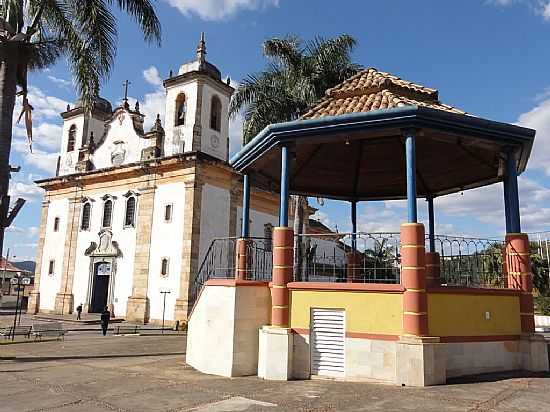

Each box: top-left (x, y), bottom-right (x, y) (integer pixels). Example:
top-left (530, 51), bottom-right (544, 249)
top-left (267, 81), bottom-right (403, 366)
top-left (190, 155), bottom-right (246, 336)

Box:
top-left (187, 68), bottom-right (548, 386)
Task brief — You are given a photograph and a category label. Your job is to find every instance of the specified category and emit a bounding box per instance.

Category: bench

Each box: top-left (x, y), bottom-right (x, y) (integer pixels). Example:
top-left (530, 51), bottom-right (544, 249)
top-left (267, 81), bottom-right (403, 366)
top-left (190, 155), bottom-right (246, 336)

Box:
top-left (31, 322), bottom-right (66, 340)
top-left (114, 325), bottom-right (140, 335)
top-left (0, 325), bottom-right (32, 339)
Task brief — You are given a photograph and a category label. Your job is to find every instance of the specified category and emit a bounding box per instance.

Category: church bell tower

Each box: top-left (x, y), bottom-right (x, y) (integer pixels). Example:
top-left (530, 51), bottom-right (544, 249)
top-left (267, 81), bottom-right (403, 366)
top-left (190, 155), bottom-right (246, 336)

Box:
top-left (163, 33), bottom-right (234, 161)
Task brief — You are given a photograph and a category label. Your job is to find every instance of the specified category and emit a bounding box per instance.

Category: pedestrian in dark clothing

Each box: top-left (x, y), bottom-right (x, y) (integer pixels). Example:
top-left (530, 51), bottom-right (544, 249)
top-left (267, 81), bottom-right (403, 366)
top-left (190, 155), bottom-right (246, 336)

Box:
top-left (100, 306), bottom-right (111, 336)
top-left (76, 304), bottom-right (83, 320)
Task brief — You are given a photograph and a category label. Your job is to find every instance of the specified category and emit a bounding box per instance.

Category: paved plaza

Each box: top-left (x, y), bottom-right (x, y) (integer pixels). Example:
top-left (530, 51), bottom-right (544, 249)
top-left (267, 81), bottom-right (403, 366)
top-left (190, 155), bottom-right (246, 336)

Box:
top-left (0, 330), bottom-right (549, 412)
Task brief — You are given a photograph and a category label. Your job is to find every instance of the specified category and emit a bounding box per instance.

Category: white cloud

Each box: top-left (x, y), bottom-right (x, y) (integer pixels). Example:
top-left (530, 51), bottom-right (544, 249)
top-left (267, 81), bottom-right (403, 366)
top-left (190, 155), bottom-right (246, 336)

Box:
top-left (143, 66), bottom-right (163, 87)
top-left (165, 0), bottom-right (278, 21)
top-left (518, 98), bottom-right (550, 175)
top-left (9, 180), bottom-right (43, 201)
top-left (48, 75), bottom-right (72, 89)
top-left (486, 0), bottom-right (550, 20)
top-left (229, 111), bottom-right (244, 156)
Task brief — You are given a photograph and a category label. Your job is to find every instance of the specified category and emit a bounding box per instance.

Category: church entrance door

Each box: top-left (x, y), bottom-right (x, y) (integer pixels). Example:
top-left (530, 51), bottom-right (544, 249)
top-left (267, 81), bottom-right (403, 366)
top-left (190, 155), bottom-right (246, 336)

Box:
top-left (90, 262), bottom-right (111, 313)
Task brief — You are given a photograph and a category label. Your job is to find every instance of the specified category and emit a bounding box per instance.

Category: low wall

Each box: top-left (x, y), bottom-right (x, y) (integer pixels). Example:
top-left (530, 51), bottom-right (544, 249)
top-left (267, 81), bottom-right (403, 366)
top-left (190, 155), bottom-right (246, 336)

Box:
top-left (186, 280), bottom-right (270, 377)
top-left (288, 283), bottom-right (403, 382)
top-left (427, 288), bottom-right (522, 339)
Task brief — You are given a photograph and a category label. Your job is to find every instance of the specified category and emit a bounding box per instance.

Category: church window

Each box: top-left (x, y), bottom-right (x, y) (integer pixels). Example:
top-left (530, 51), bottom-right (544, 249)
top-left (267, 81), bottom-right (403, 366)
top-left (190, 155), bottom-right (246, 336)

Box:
top-left (164, 204), bottom-right (173, 222)
top-left (264, 223), bottom-right (273, 252)
top-left (48, 260), bottom-right (55, 276)
top-left (53, 217), bottom-right (60, 232)
top-left (125, 197), bottom-right (136, 227)
top-left (102, 199), bottom-right (113, 228)
top-left (81, 202), bottom-right (91, 231)
top-left (161, 258), bottom-right (169, 276)
top-left (210, 96), bottom-right (221, 131)
top-left (67, 125), bottom-right (76, 152)
top-left (175, 93), bottom-right (187, 126)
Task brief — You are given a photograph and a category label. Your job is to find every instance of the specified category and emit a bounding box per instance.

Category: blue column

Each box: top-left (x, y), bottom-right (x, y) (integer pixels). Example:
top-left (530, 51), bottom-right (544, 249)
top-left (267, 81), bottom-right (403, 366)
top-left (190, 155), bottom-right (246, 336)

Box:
top-left (427, 197), bottom-right (435, 253)
top-left (504, 150), bottom-right (521, 233)
top-left (405, 130), bottom-right (417, 223)
top-left (503, 179), bottom-right (511, 233)
top-left (241, 174), bottom-right (250, 238)
top-left (351, 200), bottom-right (357, 252)
top-left (279, 146), bottom-right (290, 227)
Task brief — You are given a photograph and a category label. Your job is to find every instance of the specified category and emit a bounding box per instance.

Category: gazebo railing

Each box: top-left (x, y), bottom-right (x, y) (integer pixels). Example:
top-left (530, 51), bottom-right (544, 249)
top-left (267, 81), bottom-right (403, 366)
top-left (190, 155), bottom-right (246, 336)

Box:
top-left (431, 235), bottom-right (505, 288)
top-left (189, 237), bottom-right (273, 308)
top-left (294, 232), bottom-right (401, 283)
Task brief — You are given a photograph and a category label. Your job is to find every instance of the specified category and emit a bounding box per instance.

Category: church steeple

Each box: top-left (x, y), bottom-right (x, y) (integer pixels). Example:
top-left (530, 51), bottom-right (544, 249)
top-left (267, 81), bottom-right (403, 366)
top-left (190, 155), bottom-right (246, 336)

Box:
top-left (196, 32), bottom-right (206, 64)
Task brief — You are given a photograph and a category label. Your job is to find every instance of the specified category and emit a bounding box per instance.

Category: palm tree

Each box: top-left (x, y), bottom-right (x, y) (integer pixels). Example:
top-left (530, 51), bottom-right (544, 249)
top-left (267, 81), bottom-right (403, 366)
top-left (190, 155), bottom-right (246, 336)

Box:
top-left (229, 34), bottom-right (360, 277)
top-left (0, 0), bottom-right (161, 257)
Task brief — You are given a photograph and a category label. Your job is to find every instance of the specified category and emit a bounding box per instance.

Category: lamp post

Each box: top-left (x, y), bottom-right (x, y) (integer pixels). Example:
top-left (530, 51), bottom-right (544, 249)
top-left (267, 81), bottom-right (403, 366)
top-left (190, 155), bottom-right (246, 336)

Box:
top-left (160, 289), bottom-right (171, 333)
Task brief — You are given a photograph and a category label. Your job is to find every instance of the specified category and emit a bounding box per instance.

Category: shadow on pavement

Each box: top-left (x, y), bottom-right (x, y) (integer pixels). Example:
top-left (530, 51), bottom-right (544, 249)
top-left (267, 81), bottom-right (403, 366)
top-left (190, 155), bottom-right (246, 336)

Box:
top-left (0, 351), bottom-right (186, 362)
top-left (447, 370), bottom-right (550, 384)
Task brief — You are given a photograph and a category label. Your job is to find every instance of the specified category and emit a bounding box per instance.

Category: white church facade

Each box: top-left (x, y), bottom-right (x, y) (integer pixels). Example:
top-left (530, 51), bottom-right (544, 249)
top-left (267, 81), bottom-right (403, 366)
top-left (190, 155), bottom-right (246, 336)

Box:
top-left (27, 36), bottom-right (288, 324)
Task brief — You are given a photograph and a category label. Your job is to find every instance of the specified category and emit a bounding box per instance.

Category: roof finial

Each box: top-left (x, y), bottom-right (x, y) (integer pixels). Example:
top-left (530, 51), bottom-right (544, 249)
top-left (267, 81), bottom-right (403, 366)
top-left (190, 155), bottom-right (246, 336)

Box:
top-left (197, 32), bottom-right (206, 64)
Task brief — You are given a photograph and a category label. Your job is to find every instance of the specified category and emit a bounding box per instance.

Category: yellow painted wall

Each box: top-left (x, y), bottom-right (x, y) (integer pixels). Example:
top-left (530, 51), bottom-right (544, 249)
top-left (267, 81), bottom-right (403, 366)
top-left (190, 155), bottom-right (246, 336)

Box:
top-left (428, 294), bottom-right (521, 336)
top-left (290, 290), bottom-right (403, 335)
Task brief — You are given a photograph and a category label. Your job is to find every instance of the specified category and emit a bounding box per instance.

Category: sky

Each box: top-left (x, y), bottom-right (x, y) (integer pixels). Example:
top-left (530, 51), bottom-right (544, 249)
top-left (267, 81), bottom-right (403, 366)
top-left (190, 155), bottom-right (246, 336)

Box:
top-left (8, 0), bottom-right (550, 261)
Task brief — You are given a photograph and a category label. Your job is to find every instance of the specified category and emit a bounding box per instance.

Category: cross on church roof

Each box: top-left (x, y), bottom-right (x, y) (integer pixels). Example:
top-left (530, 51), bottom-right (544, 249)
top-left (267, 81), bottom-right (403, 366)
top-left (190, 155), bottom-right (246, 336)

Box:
top-left (122, 80), bottom-right (131, 109)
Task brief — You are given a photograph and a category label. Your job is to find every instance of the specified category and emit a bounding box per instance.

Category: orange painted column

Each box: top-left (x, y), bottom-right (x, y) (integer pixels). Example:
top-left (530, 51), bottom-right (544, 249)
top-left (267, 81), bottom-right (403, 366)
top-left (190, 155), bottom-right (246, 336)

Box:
top-left (346, 252), bottom-right (361, 283)
top-left (505, 233), bottom-right (535, 334)
top-left (425, 252), bottom-right (441, 288)
top-left (272, 227), bottom-right (293, 327)
top-left (401, 223), bottom-right (428, 336)
top-left (235, 238), bottom-right (250, 281)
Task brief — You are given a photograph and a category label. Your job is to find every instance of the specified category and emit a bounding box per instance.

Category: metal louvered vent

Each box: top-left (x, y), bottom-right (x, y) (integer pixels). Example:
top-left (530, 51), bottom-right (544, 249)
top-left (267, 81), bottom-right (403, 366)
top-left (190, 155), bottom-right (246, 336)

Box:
top-left (310, 308), bottom-right (345, 377)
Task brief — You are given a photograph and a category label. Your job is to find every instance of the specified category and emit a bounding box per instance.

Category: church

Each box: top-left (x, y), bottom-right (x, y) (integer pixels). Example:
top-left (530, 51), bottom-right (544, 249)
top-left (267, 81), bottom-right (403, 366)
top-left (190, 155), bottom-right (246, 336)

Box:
top-left (27, 35), bottom-right (294, 324)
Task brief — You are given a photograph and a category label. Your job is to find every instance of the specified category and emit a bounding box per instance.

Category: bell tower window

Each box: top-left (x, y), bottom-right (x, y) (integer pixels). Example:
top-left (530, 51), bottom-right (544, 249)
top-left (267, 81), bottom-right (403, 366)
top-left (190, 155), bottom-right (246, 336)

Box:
top-left (67, 125), bottom-right (76, 152)
top-left (175, 93), bottom-right (187, 126)
top-left (210, 96), bottom-right (221, 132)
top-left (81, 202), bottom-right (91, 231)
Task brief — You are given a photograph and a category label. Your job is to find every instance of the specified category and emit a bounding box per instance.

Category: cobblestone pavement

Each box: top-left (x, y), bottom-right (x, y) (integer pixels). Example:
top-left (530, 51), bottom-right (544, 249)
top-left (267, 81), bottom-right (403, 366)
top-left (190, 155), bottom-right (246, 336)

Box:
top-left (1, 334), bottom-right (549, 411)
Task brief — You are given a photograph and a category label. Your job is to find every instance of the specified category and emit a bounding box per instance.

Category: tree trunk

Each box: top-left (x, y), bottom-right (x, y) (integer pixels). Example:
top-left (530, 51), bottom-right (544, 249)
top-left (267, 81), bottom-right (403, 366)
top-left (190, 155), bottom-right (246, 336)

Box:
top-left (0, 47), bottom-right (19, 272)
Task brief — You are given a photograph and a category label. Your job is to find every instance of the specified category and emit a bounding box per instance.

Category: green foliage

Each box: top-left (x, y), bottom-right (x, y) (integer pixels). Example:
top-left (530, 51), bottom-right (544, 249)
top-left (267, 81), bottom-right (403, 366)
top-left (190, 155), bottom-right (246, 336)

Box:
top-left (535, 296), bottom-right (550, 316)
top-left (229, 34), bottom-right (361, 144)
top-left (1, 0), bottom-right (161, 109)
top-left (530, 242), bottom-right (550, 296)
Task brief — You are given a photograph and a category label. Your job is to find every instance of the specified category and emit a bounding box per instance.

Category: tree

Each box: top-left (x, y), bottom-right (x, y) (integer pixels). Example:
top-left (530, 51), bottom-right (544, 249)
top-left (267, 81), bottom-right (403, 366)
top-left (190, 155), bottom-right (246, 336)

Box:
top-left (229, 34), bottom-right (360, 278)
top-left (0, 0), bottom-right (161, 259)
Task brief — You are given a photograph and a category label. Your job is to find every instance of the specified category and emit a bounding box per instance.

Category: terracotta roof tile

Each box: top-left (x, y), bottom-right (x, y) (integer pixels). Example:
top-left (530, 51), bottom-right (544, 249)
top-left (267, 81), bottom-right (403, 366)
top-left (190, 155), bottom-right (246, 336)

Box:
top-left (302, 68), bottom-right (466, 120)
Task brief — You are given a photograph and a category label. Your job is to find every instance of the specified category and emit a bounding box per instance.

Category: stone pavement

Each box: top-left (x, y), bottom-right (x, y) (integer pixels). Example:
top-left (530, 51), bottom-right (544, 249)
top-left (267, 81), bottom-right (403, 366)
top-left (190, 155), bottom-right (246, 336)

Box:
top-left (1, 333), bottom-right (550, 411)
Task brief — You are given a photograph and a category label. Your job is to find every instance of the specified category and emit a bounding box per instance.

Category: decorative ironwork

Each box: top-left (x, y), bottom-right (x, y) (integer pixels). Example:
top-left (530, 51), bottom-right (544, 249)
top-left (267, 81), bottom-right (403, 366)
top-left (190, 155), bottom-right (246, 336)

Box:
top-left (294, 232), bottom-right (401, 283)
top-left (188, 237), bottom-right (272, 309)
top-left (431, 235), bottom-right (504, 288)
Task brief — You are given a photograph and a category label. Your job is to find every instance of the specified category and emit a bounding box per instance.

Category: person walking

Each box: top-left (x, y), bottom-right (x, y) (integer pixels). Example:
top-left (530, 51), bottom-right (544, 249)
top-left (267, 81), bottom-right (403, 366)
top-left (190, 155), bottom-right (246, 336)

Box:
top-left (76, 303), bottom-right (83, 320)
top-left (100, 306), bottom-right (111, 336)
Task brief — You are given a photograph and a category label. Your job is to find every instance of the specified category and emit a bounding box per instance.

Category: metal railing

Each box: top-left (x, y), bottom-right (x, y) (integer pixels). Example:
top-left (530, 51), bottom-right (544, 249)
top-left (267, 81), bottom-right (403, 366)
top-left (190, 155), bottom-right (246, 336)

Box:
top-left (431, 235), bottom-right (505, 288)
top-left (294, 232), bottom-right (401, 283)
top-left (188, 237), bottom-right (272, 309)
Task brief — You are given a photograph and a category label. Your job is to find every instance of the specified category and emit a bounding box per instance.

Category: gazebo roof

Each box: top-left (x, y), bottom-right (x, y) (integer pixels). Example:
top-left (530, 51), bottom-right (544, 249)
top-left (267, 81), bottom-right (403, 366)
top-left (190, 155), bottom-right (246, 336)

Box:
top-left (230, 69), bottom-right (536, 201)
top-left (302, 68), bottom-right (465, 119)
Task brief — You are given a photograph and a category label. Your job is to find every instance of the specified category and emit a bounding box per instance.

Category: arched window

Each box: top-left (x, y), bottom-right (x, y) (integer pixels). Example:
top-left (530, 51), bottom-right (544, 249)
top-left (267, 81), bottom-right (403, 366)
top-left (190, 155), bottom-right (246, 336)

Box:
top-left (175, 93), bottom-right (186, 126)
top-left (102, 199), bottom-right (113, 228)
top-left (164, 204), bottom-right (173, 222)
top-left (210, 96), bottom-right (221, 131)
top-left (81, 202), bottom-right (91, 231)
top-left (53, 217), bottom-right (60, 232)
top-left (125, 196), bottom-right (136, 227)
top-left (161, 258), bottom-right (169, 276)
top-left (67, 125), bottom-right (76, 152)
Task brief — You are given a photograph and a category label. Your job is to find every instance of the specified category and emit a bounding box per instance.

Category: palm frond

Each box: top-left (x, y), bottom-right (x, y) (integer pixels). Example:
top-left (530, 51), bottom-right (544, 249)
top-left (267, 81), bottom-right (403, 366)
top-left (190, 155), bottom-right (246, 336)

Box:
top-left (114, 0), bottom-right (161, 45)
top-left (263, 36), bottom-right (302, 70)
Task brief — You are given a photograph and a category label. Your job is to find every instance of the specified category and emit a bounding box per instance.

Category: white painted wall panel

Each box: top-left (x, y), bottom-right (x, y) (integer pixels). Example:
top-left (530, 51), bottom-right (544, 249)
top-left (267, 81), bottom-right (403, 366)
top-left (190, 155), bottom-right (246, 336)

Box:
top-left (147, 182), bottom-right (186, 322)
top-left (39, 198), bottom-right (69, 310)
